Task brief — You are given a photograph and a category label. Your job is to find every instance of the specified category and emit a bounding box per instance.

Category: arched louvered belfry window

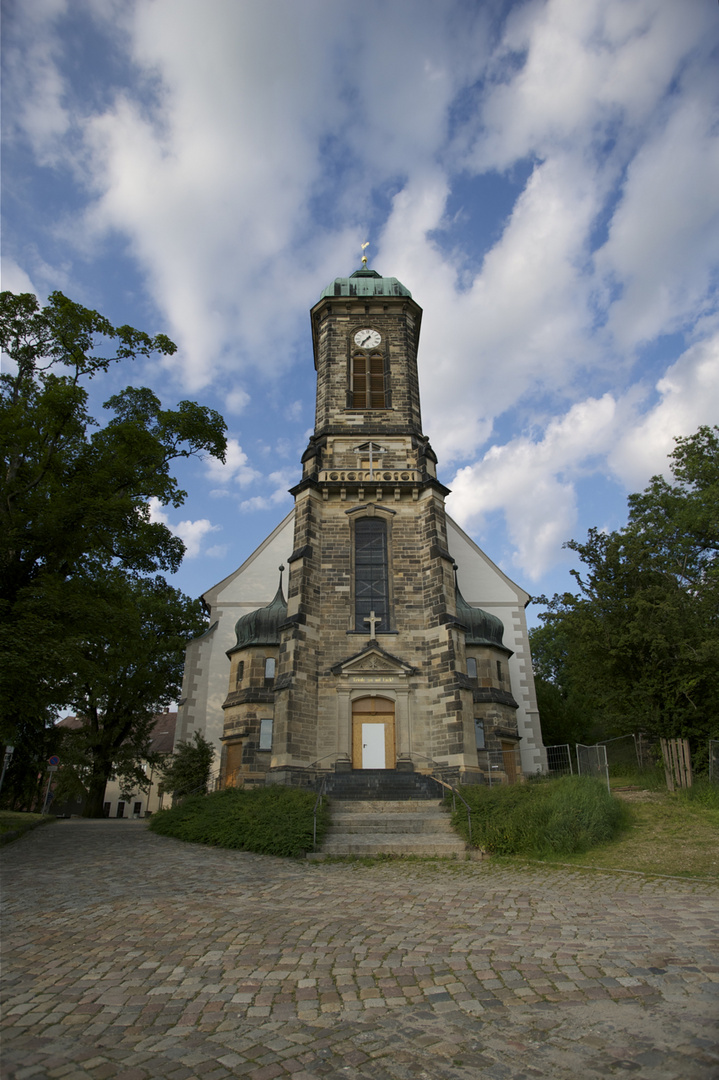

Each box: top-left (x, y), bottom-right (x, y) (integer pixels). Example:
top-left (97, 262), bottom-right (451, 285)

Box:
top-left (354, 518), bottom-right (389, 632)
top-left (351, 351), bottom-right (385, 408)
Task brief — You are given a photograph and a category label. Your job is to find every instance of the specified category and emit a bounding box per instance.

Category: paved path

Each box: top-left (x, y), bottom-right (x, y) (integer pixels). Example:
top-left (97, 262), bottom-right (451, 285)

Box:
top-left (1, 821), bottom-right (718, 1080)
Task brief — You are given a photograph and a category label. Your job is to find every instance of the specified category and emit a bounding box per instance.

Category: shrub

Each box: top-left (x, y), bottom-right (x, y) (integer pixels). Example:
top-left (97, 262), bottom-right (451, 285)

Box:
top-left (452, 776), bottom-right (628, 856)
top-left (148, 785), bottom-right (327, 857)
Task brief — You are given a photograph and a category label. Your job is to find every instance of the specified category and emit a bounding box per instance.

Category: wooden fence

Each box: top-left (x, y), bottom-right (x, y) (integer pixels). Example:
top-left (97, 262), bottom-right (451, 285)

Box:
top-left (660, 737), bottom-right (693, 791)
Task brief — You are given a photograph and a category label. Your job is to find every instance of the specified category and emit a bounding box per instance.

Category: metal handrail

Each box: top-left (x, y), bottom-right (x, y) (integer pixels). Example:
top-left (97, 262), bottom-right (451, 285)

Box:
top-left (428, 774), bottom-right (473, 846)
top-left (312, 774), bottom-right (327, 852)
top-left (307, 752), bottom-right (346, 770)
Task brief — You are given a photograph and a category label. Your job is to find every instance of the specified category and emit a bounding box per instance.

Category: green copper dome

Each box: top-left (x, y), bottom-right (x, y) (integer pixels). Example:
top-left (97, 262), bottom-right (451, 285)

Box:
top-left (230, 577), bottom-right (287, 652)
top-left (320, 267), bottom-right (412, 300)
top-left (455, 585), bottom-right (505, 648)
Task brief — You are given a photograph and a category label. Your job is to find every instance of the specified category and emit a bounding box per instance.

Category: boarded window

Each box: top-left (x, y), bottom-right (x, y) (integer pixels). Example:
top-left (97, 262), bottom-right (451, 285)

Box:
top-left (355, 518), bottom-right (389, 632)
top-left (259, 718), bottom-right (273, 750)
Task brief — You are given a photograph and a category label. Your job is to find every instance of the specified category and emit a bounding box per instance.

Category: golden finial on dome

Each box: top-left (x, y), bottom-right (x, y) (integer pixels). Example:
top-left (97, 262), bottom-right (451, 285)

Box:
top-left (361, 240), bottom-right (369, 266)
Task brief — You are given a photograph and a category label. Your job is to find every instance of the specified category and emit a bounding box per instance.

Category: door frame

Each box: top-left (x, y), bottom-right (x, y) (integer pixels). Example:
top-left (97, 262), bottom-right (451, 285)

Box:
top-left (351, 697), bottom-right (396, 769)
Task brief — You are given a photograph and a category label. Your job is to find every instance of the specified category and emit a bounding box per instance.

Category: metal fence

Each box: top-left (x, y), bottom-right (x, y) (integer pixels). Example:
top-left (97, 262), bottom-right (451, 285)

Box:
top-left (576, 743), bottom-right (610, 792)
top-left (708, 740), bottom-right (719, 783)
top-left (476, 746), bottom-right (522, 786)
top-left (544, 743), bottom-right (573, 776)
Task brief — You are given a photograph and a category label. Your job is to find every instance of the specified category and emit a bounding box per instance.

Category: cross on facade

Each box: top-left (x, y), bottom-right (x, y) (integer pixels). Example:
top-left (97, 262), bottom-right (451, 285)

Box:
top-left (364, 610), bottom-right (381, 638)
top-left (352, 441), bottom-right (386, 480)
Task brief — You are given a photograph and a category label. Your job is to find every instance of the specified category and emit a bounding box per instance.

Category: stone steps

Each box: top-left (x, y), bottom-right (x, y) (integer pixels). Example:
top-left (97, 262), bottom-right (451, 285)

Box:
top-left (321, 768), bottom-right (444, 801)
top-left (320, 797), bottom-right (467, 857)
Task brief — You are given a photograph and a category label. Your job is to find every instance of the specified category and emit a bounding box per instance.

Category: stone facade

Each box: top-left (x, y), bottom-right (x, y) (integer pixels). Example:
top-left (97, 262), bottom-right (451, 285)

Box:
top-left (176, 269), bottom-right (545, 787)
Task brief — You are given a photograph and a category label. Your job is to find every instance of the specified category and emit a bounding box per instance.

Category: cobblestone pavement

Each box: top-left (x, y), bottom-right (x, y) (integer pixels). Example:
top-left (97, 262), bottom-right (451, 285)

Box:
top-left (1, 821), bottom-right (718, 1080)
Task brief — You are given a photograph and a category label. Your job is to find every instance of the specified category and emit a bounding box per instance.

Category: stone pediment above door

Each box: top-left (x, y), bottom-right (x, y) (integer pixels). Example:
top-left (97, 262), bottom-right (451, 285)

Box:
top-left (331, 643), bottom-right (417, 679)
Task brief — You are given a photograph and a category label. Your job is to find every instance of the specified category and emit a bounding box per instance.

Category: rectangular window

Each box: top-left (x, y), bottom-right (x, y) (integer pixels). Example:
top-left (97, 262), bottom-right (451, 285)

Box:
top-left (103, 802), bottom-right (111, 817)
top-left (264, 657), bottom-right (276, 684)
top-left (369, 354), bottom-right (385, 408)
top-left (352, 353), bottom-right (385, 409)
top-left (474, 719), bottom-right (485, 749)
top-left (354, 518), bottom-right (389, 632)
top-left (496, 661), bottom-right (503, 682)
top-left (235, 660), bottom-right (244, 687)
top-left (259, 718), bottom-right (273, 750)
top-left (133, 801), bottom-right (142, 817)
top-left (116, 801), bottom-right (125, 818)
top-left (352, 355), bottom-right (367, 408)
top-left (467, 657), bottom-right (477, 679)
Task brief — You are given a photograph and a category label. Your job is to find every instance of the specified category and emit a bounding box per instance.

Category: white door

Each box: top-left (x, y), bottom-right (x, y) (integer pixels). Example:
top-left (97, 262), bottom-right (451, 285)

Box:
top-left (362, 723), bottom-right (385, 768)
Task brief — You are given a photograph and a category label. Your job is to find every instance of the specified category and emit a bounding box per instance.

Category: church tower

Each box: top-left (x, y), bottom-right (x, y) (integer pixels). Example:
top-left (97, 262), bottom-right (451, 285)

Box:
top-left (217, 265), bottom-right (534, 786)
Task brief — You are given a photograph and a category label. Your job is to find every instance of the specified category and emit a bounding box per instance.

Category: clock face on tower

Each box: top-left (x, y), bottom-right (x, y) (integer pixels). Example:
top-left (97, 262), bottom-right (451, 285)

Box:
top-left (354, 328), bottom-right (381, 349)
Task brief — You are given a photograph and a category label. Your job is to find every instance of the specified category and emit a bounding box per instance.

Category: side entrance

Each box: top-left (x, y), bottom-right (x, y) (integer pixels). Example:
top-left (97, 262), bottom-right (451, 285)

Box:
top-left (351, 697), bottom-right (396, 770)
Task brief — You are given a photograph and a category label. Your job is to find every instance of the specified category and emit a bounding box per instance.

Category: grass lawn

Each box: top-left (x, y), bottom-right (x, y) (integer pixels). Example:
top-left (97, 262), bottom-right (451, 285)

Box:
top-left (0, 811), bottom-right (52, 840)
top-left (532, 780), bottom-right (719, 879)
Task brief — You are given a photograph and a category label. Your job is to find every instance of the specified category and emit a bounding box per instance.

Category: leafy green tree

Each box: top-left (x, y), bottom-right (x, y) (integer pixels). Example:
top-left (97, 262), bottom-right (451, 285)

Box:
top-left (52, 572), bottom-right (208, 816)
top-left (0, 291), bottom-right (226, 808)
top-left (532, 426), bottom-right (719, 753)
top-left (159, 731), bottom-right (215, 801)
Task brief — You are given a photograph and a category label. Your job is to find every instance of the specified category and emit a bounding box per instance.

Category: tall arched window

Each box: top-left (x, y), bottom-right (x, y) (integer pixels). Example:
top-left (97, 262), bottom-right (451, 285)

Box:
top-left (352, 352), bottom-right (385, 408)
top-left (354, 518), bottom-right (389, 632)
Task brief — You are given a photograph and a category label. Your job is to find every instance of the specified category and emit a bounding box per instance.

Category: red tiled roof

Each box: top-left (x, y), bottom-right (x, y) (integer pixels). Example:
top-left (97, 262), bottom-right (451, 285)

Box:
top-left (57, 712), bottom-right (177, 754)
top-left (149, 712), bottom-right (177, 754)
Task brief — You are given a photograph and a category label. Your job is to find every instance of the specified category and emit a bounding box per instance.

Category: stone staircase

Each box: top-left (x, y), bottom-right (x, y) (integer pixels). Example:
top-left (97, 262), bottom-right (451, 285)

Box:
top-left (316, 770), bottom-right (467, 857)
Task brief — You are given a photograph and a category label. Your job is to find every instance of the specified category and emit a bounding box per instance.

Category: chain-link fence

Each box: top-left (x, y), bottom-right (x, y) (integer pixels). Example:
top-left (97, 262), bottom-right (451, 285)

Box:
top-left (576, 743), bottom-right (610, 791)
top-left (544, 743), bottom-right (573, 776)
top-left (598, 734), bottom-right (638, 774)
top-left (476, 746), bottom-right (522, 786)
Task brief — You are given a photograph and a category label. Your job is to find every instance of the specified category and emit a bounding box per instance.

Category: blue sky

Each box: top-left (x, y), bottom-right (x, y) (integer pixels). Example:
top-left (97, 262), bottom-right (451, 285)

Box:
top-left (3, 0), bottom-right (719, 623)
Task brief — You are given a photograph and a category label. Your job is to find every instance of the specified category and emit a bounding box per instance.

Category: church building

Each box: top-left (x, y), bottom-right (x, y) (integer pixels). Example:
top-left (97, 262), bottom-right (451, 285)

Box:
top-left (175, 266), bottom-right (545, 787)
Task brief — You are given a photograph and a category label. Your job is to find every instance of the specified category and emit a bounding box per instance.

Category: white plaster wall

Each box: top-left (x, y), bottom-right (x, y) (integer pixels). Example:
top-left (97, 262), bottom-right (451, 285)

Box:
top-left (175, 511), bottom-right (295, 765)
top-left (447, 517), bottom-right (545, 774)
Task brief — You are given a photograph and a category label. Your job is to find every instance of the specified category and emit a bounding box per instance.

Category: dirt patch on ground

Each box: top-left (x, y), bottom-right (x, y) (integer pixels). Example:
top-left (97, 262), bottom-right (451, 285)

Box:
top-left (613, 788), bottom-right (667, 802)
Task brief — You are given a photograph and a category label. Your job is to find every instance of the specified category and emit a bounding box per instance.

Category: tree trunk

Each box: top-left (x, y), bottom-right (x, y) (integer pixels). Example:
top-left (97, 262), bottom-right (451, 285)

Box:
top-left (83, 761), bottom-right (112, 818)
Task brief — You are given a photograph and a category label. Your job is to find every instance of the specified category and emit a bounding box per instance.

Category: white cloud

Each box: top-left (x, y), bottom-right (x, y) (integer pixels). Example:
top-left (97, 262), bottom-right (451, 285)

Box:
top-left (448, 394), bottom-right (619, 580)
top-left (608, 333), bottom-right (719, 489)
top-left (204, 544), bottom-right (228, 559)
top-left (5, 0), bottom-right (719, 585)
top-left (204, 438), bottom-right (260, 488)
top-left (447, 329), bottom-right (719, 580)
top-left (147, 497), bottom-right (219, 558)
top-left (224, 388), bottom-right (250, 415)
top-left (596, 95), bottom-right (719, 348)
top-left (239, 469), bottom-right (296, 513)
top-left (1, 0), bottom-right (71, 166)
top-left (1, 258), bottom-right (37, 296)
top-left (379, 155), bottom-right (602, 463)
